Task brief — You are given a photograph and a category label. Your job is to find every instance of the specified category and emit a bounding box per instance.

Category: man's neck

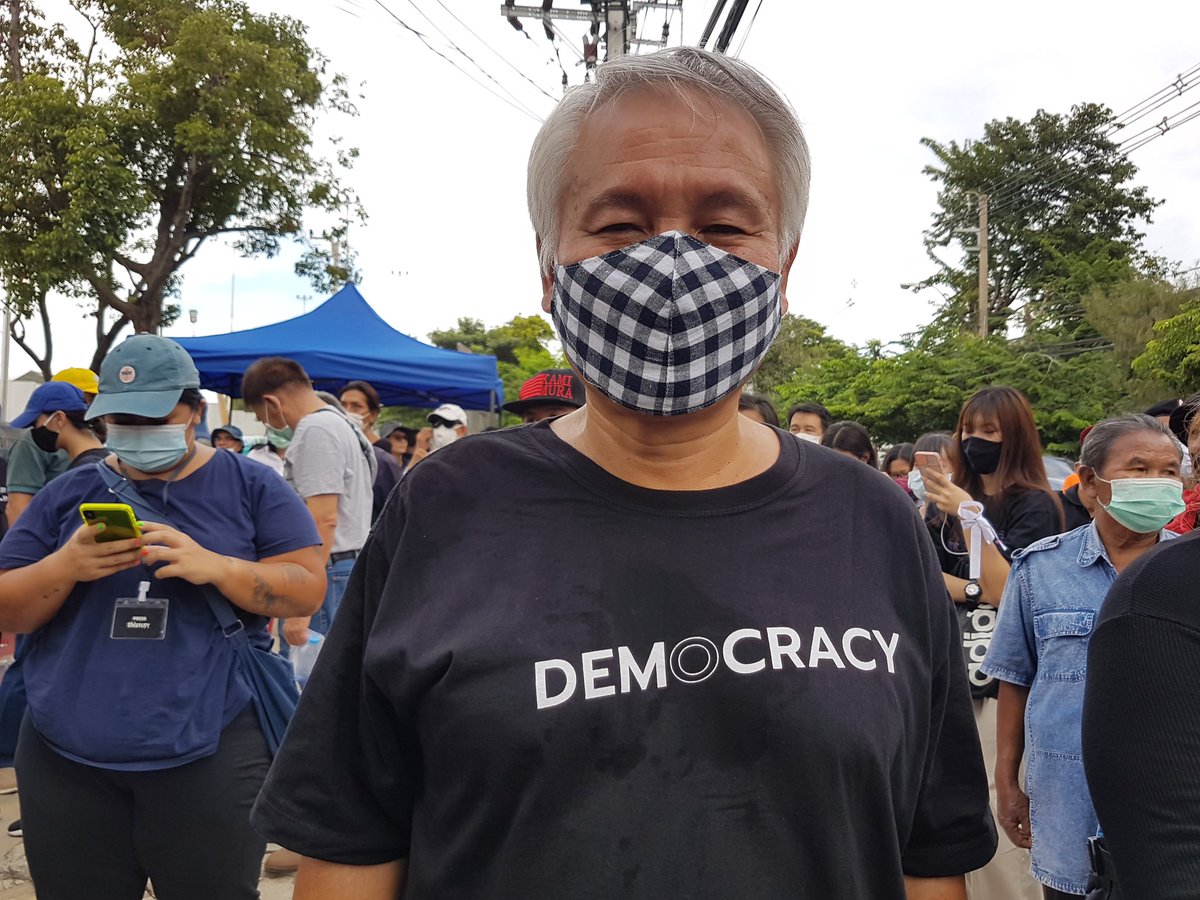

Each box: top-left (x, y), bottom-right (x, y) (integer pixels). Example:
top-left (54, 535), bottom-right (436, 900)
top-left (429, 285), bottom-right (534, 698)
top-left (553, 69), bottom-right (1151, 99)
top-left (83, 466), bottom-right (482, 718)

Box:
top-left (290, 391), bottom-right (329, 424)
top-left (550, 391), bottom-right (779, 490)
top-left (1095, 512), bottom-right (1160, 571)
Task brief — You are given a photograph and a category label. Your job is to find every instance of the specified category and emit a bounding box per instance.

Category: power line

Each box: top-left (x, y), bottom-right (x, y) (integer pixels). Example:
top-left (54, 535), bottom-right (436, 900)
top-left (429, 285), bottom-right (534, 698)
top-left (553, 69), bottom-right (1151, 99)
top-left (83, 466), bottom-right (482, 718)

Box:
top-left (426, 0), bottom-right (560, 102)
top-left (393, 0), bottom-right (547, 118)
top-left (988, 97), bottom-right (1200, 219)
top-left (366, 0), bottom-right (545, 122)
top-left (981, 62), bottom-right (1200, 213)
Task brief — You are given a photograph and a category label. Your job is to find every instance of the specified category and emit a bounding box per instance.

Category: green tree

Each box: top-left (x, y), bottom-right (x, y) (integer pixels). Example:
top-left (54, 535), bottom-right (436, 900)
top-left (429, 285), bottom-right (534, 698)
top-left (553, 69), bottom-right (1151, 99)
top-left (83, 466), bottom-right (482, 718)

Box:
top-left (1131, 287), bottom-right (1200, 397)
top-left (1083, 275), bottom-right (1200, 405)
top-left (777, 334), bottom-right (1122, 453)
top-left (922, 103), bottom-right (1161, 338)
top-left (750, 314), bottom-right (851, 396)
top-left (429, 315), bottom-right (565, 425)
top-left (0, 0), bottom-right (361, 375)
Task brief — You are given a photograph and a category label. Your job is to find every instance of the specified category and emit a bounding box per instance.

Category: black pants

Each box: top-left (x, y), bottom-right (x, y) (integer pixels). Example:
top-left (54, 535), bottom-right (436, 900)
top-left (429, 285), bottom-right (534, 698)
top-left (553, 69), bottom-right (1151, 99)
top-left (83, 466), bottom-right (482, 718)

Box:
top-left (1043, 887), bottom-right (1084, 900)
top-left (15, 705), bottom-right (270, 900)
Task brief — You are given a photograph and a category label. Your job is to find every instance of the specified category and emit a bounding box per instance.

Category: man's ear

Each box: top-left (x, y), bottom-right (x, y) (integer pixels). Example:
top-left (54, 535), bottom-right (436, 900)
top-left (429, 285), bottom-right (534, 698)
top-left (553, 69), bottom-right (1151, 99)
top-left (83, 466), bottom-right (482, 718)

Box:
top-left (1077, 465), bottom-right (1097, 500)
top-left (195, 399), bottom-right (207, 425)
top-left (778, 243), bottom-right (799, 316)
top-left (537, 236), bottom-right (553, 313)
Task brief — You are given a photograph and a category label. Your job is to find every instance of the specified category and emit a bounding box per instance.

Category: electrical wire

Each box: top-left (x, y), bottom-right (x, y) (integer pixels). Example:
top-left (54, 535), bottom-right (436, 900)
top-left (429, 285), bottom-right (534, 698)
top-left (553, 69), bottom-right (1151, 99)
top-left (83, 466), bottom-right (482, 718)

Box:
top-left (392, 0), bottom-right (547, 117)
top-left (367, 0), bottom-right (545, 122)
top-left (426, 0), bottom-right (559, 102)
top-left (988, 98), bottom-right (1200, 220)
top-left (980, 62), bottom-right (1200, 212)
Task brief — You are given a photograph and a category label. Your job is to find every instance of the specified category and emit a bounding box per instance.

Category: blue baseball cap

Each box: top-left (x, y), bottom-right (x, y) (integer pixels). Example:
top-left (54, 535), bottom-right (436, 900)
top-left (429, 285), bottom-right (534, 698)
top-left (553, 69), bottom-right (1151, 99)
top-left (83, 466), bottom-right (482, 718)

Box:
top-left (211, 424), bottom-right (244, 442)
top-left (12, 382), bottom-right (88, 429)
top-left (86, 334), bottom-right (201, 420)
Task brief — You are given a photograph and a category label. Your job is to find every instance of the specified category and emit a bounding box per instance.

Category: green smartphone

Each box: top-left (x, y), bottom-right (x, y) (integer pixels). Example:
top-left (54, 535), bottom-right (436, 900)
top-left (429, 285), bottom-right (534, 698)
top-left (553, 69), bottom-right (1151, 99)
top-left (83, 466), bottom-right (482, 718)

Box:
top-left (79, 503), bottom-right (142, 542)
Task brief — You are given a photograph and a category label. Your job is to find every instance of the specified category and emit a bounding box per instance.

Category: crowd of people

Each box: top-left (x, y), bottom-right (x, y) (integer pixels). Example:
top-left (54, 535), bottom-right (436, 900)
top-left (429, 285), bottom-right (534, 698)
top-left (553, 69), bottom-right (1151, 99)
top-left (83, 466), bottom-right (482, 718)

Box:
top-left (0, 45), bottom-right (1193, 900)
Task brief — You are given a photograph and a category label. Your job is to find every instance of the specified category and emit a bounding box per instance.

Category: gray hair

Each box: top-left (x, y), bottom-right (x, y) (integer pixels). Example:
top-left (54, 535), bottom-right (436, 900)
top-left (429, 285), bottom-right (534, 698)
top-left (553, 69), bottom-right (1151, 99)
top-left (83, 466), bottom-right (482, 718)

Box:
top-left (1080, 414), bottom-right (1180, 472)
top-left (527, 47), bottom-right (811, 274)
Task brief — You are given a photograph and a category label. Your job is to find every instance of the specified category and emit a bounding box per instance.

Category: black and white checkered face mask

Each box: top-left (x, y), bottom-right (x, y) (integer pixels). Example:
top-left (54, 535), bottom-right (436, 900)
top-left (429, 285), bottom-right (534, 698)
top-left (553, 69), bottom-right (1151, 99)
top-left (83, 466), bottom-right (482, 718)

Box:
top-left (552, 231), bottom-right (782, 416)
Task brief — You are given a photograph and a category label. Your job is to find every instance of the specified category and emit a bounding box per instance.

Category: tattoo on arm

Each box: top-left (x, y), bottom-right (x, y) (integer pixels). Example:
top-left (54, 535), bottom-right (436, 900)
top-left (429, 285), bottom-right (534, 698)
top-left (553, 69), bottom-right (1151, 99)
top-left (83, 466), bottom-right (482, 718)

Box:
top-left (280, 563), bottom-right (309, 586)
top-left (251, 571), bottom-right (286, 613)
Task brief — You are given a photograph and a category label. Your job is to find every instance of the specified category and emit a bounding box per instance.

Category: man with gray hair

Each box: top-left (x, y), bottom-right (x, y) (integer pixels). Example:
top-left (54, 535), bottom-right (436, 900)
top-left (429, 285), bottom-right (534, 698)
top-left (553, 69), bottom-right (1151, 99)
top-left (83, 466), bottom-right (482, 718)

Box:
top-left (985, 414), bottom-right (1183, 899)
top-left (254, 48), bottom-right (995, 899)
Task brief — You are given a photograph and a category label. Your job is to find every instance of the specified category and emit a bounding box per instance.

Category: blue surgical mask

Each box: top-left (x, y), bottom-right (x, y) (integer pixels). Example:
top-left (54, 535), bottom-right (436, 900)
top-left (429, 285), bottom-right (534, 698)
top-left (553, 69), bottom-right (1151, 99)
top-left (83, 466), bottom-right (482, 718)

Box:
top-left (1097, 476), bottom-right (1186, 534)
top-left (106, 423), bottom-right (190, 474)
top-left (907, 468), bottom-right (927, 502)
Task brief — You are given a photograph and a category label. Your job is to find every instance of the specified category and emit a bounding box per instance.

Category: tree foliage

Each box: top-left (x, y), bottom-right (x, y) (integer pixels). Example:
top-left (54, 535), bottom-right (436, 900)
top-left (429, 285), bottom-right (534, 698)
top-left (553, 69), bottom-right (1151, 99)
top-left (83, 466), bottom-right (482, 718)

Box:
top-left (0, 0), bottom-right (361, 375)
top-left (1131, 274), bottom-right (1200, 397)
top-left (750, 314), bottom-right (851, 397)
top-left (922, 103), bottom-right (1162, 339)
top-left (428, 315), bottom-right (565, 425)
top-left (777, 334), bottom-right (1122, 454)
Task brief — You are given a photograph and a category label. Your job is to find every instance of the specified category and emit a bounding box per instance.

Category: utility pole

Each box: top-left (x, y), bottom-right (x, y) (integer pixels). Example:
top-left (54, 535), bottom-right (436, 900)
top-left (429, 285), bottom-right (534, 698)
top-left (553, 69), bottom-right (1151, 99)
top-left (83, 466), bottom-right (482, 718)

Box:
top-left (502, 2), bottom-right (679, 68)
top-left (977, 193), bottom-right (989, 338)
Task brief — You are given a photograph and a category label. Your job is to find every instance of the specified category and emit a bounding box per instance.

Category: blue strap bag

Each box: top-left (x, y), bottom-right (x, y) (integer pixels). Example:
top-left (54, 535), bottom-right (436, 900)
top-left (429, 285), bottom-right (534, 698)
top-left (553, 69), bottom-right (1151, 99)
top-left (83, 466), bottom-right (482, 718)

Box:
top-left (95, 463), bottom-right (298, 755)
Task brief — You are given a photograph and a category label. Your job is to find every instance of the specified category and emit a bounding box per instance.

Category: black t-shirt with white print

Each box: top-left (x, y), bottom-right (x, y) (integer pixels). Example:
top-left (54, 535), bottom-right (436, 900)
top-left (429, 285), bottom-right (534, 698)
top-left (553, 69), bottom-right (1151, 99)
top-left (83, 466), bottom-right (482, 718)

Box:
top-left (253, 423), bottom-right (996, 899)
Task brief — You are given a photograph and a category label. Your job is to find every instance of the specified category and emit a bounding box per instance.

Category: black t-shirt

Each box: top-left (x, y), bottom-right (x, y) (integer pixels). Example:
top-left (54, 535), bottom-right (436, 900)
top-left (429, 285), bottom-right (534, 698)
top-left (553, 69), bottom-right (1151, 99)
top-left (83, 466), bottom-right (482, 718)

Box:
top-left (371, 445), bottom-right (403, 523)
top-left (1083, 531), bottom-right (1200, 898)
top-left (253, 424), bottom-right (996, 898)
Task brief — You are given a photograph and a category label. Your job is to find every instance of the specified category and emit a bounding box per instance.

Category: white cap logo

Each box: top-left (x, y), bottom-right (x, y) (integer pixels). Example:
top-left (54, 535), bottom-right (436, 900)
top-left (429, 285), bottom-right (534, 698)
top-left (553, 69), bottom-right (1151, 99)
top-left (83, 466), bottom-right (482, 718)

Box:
top-left (118, 365), bottom-right (136, 384)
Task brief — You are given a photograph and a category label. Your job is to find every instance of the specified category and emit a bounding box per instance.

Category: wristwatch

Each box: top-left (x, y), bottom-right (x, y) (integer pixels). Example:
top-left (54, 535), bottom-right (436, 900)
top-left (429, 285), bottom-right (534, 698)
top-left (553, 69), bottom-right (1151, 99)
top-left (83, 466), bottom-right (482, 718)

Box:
top-left (963, 579), bottom-right (983, 610)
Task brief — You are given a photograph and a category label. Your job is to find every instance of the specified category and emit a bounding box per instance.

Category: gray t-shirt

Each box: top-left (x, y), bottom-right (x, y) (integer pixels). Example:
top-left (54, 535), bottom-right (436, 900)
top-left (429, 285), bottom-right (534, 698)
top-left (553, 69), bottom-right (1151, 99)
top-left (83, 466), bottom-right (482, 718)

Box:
top-left (286, 407), bottom-right (376, 555)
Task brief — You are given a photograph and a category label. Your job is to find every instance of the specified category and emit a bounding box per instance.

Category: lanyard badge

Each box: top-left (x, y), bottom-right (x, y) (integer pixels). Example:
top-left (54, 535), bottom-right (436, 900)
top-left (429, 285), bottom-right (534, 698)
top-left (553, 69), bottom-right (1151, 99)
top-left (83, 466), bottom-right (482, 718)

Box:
top-left (111, 580), bottom-right (169, 641)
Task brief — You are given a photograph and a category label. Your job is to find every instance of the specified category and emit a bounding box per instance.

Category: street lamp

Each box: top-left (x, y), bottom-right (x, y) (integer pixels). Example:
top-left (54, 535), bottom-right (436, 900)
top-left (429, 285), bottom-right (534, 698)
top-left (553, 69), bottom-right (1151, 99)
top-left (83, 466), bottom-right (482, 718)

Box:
top-left (188, 308), bottom-right (198, 336)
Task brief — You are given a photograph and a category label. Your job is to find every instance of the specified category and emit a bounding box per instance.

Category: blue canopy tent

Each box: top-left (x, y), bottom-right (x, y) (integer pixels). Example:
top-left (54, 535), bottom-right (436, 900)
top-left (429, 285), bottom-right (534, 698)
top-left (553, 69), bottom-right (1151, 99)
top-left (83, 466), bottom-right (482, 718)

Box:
top-left (176, 285), bottom-right (503, 410)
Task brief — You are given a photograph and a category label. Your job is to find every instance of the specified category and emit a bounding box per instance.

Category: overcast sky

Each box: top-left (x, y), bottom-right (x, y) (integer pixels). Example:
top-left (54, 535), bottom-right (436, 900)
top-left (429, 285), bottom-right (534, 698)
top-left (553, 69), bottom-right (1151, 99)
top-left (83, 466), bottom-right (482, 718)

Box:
top-left (16, 0), bottom-right (1200, 382)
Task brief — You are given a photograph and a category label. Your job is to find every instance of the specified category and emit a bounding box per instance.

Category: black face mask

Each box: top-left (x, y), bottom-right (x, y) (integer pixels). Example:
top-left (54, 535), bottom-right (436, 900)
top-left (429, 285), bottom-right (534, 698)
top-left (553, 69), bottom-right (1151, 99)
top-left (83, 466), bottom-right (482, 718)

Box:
top-left (962, 436), bottom-right (1003, 475)
top-left (31, 423), bottom-right (60, 454)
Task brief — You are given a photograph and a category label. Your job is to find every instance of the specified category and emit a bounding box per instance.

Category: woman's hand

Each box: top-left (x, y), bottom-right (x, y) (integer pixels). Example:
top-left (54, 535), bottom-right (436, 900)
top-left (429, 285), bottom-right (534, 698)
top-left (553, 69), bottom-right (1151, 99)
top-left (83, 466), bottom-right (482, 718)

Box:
top-left (58, 523), bottom-right (144, 582)
top-left (923, 469), bottom-right (974, 518)
top-left (139, 522), bottom-right (225, 586)
top-left (996, 779), bottom-right (1032, 849)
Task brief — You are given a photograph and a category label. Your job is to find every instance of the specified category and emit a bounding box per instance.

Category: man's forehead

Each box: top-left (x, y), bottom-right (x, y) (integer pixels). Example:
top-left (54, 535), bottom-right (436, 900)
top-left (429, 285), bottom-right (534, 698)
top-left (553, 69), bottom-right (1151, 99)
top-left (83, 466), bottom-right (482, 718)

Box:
top-left (564, 88), bottom-right (776, 210)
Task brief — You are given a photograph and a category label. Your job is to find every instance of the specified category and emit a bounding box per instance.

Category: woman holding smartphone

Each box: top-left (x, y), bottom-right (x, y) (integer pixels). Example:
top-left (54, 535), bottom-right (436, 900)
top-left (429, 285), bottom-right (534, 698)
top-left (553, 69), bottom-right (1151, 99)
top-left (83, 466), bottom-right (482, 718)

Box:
top-left (0, 335), bottom-right (326, 900)
top-left (921, 385), bottom-right (1063, 900)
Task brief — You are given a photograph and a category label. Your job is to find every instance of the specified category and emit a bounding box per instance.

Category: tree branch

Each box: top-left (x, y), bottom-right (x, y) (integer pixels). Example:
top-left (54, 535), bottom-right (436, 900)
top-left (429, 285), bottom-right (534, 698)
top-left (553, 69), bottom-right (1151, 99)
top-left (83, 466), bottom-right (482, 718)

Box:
top-left (113, 252), bottom-right (150, 278)
top-left (90, 313), bottom-right (130, 372)
top-left (84, 271), bottom-right (135, 317)
top-left (9, 317), bottom-right (51, 382)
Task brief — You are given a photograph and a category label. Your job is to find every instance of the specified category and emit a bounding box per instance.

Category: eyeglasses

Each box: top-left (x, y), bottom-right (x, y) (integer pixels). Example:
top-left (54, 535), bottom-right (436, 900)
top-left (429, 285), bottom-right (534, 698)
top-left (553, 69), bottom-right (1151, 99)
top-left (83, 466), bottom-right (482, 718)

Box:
top-left (429, 417), bottom-right (459, 429)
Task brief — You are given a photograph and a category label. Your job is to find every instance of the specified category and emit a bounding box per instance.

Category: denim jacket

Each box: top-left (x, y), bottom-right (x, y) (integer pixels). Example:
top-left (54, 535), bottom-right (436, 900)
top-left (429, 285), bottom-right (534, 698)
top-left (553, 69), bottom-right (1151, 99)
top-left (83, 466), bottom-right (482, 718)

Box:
top-left (981, 522), bottom-right (1176, 894)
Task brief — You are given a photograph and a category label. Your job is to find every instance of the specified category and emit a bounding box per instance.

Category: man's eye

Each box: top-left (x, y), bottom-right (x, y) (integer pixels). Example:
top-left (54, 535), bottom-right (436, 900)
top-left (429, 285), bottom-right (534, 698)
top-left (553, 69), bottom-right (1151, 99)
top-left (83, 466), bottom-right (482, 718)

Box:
top-left (703, 224), bottom-right (746, 235)
top-left (597, 223), bottom-right (638, 234)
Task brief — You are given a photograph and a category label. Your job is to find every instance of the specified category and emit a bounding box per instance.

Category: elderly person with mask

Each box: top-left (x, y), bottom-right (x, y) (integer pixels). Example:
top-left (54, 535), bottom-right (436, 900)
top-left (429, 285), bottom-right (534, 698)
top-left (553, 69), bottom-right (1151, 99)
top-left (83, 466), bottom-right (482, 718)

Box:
top-left (253, 48), bottom-right (995, 900)
top-left (983, 414), bottom-right (1183, 900)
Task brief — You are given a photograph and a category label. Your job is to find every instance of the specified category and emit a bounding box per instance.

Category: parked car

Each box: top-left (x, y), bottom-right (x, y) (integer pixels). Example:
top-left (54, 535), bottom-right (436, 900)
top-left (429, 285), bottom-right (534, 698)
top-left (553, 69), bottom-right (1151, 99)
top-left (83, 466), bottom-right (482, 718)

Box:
top-left (1043, 455), bottom-right (1075, 491)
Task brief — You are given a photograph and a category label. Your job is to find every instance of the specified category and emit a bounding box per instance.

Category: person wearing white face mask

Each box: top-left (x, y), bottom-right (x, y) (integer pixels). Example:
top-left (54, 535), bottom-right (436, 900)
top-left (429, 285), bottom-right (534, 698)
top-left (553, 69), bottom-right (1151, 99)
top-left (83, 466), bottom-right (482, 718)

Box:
top-left (0, 334), bottom-right (326, 899)
top-left (426, 403), bottom-right (468, 451)
top-left (983, 414), bottom-right (1184, 900)
top-left (254, 48), bottom-right (995, 900)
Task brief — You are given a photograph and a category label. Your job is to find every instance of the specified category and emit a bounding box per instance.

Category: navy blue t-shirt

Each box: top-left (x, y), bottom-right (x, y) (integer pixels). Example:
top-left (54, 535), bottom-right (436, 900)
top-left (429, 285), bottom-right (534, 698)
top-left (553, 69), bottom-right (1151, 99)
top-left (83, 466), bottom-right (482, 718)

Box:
top-left (0, 450), bottom-right (319, 771)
